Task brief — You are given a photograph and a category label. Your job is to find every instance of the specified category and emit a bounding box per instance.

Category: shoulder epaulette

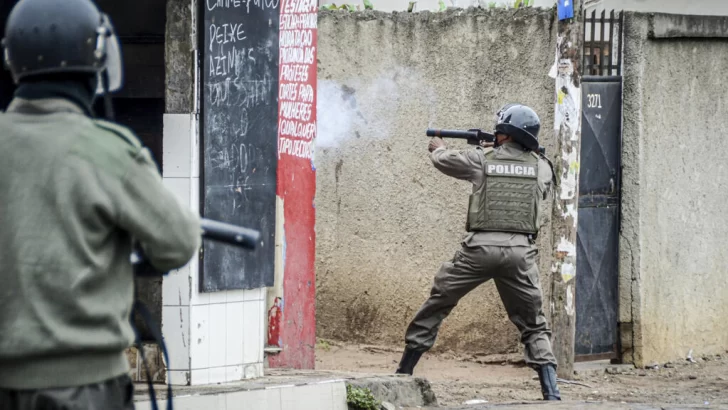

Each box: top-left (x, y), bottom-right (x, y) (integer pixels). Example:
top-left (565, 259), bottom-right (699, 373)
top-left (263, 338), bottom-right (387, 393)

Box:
top-left (93, 119), bottom-right (142, 149)
top-left (478, 146), bottom-right (495, 162)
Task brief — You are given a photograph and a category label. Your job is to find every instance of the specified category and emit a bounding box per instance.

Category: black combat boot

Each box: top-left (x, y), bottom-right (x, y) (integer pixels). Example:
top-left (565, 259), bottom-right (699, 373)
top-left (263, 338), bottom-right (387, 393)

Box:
top-left (536, 364), bottom-right (561, 400)
top-left (395, 347), bottom-right (423, 375)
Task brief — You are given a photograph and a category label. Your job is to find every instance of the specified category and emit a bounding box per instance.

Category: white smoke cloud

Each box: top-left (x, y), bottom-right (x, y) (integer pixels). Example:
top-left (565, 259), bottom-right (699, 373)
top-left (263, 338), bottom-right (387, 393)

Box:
top-left (316, 67), bottom-right (437, 150)
top-left (316, 81), bottom-right (357, 149)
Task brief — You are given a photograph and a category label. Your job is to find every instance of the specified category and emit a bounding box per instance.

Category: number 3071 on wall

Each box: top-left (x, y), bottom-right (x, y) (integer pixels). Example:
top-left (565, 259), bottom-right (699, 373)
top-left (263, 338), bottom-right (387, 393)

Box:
top-left (587, 93), bottom-right (602, 109)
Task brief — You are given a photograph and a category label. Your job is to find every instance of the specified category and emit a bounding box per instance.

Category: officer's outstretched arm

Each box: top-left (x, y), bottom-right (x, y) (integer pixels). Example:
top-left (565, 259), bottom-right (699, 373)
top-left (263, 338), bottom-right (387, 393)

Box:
top-left (115, 148), bottom-right (201, 273)
top-left (430, 147), bottom-right (483, 184)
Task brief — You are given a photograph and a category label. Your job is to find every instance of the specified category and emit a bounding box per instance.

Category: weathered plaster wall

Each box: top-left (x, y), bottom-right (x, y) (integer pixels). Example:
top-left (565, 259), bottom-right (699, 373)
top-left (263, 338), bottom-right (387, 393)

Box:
top-left (534, 0), bottom-right (728, 16)
top-left (621, 12), bottom-right (728, 366)
top-left (586, 0), bottom-right (728, 16)
top-left (318, 0), bottom-right (555, 13)
top-left (165, 0), bottom-right (195, 114)
top-left (315, 8), bottom-right (557, 354)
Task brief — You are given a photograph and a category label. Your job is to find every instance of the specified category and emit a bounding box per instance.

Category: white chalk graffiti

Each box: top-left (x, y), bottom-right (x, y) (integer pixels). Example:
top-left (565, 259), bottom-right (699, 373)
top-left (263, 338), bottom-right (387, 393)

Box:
top-left (207, 76), bottom-right (272, 108)
top-left (206, 0), bottom-right (280, 12)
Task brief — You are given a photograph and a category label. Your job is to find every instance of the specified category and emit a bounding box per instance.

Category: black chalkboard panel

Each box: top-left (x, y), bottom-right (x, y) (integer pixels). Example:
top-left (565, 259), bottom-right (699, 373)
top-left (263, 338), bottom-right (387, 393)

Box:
top-left (200, 0), bottom-right (279, 291)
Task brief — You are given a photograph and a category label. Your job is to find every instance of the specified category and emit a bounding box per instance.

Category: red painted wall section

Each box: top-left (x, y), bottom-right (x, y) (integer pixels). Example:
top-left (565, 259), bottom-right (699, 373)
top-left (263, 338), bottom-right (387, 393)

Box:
top-left (269, 0), bottom-right (317, 369)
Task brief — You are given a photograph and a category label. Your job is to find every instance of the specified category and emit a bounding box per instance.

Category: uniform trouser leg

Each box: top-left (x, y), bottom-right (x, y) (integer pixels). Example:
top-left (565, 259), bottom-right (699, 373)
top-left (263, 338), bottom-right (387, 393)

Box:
top-left (0, 374), bottom-right (135, 410)
top-left (494, 245), bottom-right (557, 368)
top-left (494, 245), bottom-right (560, 400)
top-left (404, 246), bottom-right (496, 353)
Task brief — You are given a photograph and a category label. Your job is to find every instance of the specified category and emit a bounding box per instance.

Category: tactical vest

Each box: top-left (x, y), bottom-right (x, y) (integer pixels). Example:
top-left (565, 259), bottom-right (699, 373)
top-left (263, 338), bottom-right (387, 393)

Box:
top-left (466, 149), bottom-right (541, 235)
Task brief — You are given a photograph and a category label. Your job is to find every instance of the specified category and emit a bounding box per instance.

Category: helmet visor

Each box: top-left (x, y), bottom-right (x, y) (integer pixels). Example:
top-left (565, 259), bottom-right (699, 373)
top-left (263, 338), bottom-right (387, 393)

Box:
top-left (95, 14), bottom-right (123, 95)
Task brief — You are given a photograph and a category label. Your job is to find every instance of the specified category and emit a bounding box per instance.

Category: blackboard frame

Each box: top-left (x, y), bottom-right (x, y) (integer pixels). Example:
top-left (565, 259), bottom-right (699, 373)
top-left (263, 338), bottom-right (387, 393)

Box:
top-left (197, 0), bottom-right (280, 292)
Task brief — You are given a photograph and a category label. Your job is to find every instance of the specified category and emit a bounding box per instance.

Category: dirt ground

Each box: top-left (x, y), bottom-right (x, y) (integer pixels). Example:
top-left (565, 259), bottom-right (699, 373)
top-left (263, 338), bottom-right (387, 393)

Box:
top-left (315, 342), bottom-right (728, 408)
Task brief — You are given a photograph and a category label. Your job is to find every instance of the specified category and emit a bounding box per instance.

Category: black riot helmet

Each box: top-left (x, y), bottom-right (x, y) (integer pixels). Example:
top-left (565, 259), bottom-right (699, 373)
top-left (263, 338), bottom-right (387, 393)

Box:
top-left (494, 103), bottom-right (541, 151)
top-left (2, 0), bottom-right (123, 98)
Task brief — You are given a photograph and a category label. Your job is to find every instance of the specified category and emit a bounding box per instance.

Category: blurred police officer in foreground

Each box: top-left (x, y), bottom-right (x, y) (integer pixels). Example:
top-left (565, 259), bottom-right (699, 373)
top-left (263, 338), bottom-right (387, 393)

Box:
top-left (0, 0), bottom-right (200, 408)
top-left (396, 104), bottom-right (561, 401)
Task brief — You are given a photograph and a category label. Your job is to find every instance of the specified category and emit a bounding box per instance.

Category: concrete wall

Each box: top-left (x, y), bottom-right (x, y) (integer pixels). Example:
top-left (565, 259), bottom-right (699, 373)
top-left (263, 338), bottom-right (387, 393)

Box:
top-left (315, 8), bottom-right (557, 354)
top-left (347, 0), bottom-right (728, 16)
top-left (620, 12), bottom-right (728, 366)
top-left (532, 0), bottom-right (728, 16)
top-left (586, 0), bottom-right (728, 16)
top-left (319, 0), bottom-right (547, 12)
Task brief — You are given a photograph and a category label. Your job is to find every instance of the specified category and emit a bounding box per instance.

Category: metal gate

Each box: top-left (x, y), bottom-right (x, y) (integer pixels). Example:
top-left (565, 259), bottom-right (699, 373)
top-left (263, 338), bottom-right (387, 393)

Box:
top-left (575, 10), bottom-right (624, 361)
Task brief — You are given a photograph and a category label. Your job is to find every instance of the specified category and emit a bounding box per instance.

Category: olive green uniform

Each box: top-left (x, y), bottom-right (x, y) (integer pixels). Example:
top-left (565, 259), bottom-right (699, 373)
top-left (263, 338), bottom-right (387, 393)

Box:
top-left (404, 141), bottom-right (557, 368)
top-left (0, 97), bottom-right (201, 406)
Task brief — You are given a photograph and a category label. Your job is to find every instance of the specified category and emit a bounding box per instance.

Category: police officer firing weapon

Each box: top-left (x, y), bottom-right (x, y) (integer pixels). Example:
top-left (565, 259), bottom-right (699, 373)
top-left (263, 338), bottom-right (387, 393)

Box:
top-left (0, 0), bottom-right (257, 408)
top-left (396, 104), bottom-right (561, 401)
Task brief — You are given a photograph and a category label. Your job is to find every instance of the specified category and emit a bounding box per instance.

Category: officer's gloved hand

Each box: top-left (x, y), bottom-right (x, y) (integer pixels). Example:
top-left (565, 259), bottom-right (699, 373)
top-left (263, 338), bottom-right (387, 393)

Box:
top-left (131, 243), bottom-right (168, 277)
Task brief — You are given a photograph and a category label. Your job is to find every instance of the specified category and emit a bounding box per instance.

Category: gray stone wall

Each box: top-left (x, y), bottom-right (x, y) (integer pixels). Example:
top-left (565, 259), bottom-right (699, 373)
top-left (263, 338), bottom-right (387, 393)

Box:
top-left (621, 12), bottom-right (728, 366)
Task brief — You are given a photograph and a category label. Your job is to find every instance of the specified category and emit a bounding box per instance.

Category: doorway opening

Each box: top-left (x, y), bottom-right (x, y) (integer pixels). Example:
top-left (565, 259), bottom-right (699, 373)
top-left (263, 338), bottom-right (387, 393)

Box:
top-left (575, 9), bottom-right (624, 363)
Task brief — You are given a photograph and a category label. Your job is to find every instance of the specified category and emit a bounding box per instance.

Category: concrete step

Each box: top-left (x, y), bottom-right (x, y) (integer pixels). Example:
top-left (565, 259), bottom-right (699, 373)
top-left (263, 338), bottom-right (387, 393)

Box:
top-left (347, 375), bottom-right (438, 408)
top-left (133, 369), bottom-right (436, 410)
